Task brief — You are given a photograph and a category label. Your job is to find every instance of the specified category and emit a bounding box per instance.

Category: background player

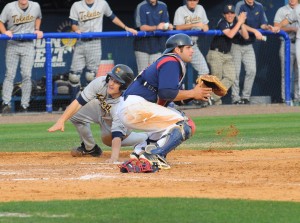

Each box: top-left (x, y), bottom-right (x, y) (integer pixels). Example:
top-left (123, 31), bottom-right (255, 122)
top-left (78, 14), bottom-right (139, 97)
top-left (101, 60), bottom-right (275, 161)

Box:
top-left (48, 64), bottom-right (148, 164)
top-left (274, 0), bottom-right (299, 104)
top-left (134, 0), bottom-right (173, 74)
top-left (117, 34), bottom-right (212, 168)
top-left (173, 1), bottom-right (210, 78)
top-left (0, 0), bottom-right (43, 114)
top-left (206, 5), bottom-right (248, 105)
top-left (68, 0), bottom-right (138, 100)
top-left (231, 0), bottom-right (273, 104)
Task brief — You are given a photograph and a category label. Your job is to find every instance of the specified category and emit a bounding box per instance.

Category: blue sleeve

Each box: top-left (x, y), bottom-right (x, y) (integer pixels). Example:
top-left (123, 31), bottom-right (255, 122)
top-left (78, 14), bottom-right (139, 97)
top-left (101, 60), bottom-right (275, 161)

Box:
top-left (70, 18), bottom-right (78, 25)
top-left (161, 5), bottom-right (170, 23)
top-left (218, 19), bottom-right (228, 31)
top-left (158, 89), bottom-right (179, 100)
top-left (76, 95), bottom-right (88, 106)
top-left (108, 13), bottom-right (116, 21)
top-left (140, 7), bottom-right (147, 25)
top-left (112, 131), bottom-right (124, 140)
top-left (260, 7), bottom-right (268, 25)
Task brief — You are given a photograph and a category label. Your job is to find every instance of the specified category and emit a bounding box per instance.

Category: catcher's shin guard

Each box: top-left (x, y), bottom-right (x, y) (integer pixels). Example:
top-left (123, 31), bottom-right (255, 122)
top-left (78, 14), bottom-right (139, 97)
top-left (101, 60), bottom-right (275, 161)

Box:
top-left (146, 125), bottom-right (184, 157)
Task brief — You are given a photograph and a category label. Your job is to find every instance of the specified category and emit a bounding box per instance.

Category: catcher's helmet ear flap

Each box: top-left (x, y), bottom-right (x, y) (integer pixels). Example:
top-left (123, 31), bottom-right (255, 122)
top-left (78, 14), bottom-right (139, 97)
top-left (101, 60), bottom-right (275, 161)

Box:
top-left (163, 33), bottom-right (194, 54)
top-left (106, 64), bottom-right (135, 90)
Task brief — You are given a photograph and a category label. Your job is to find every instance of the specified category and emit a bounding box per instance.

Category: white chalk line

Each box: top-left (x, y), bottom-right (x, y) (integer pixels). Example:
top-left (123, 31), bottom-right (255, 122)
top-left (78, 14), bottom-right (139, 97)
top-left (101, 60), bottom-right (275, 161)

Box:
top-left (0, 212), bottom-right (70, 218)
top-left (1, 171), bottom-right (300, 188)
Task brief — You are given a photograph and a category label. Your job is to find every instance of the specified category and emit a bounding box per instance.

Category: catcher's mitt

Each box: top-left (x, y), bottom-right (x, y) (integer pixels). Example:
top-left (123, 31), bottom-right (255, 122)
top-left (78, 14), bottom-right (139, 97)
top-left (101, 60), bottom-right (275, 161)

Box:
top-left (118, 158), bottom-right (159, 173)
top-left (196, 74), bottom-right (228, 97)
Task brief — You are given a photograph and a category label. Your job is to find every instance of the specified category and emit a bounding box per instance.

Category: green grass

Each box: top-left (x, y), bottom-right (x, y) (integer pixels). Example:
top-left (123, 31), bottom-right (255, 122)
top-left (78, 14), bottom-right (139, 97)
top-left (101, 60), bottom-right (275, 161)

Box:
top-left (0, 113), bottom-right (299, 152)
top-left (0, 198), bottom-right (299, 223)
top-left (186, 113), bottom-right (300, 150)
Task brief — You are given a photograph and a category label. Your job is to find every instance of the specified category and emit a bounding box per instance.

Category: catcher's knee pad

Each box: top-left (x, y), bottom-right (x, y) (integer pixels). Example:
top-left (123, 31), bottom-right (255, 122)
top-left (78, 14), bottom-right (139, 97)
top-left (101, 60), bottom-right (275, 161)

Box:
top-left (177, 120), bottom-right (193, 140)
top-left (147, 125), bottom-right (184, 157)
top-left (85, 70), bottom-right (96, 83)
top-left (69, 72), bottom-right (81, 87)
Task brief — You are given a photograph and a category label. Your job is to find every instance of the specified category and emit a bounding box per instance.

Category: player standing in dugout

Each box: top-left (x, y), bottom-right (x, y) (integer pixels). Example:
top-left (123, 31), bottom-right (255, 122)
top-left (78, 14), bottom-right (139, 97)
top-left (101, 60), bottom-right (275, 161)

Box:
top-left (0, 0), bottom-right (43, 113)
top-left (68, 0), bottom-right (137, 101)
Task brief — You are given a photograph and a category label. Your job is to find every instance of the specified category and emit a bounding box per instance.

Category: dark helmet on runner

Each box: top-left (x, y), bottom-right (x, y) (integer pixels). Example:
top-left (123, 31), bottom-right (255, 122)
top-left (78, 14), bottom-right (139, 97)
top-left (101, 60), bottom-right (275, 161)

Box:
top-left (163, 33), bottom-right (194, 54)
top-left (106, 64), bottom-right (135, 90)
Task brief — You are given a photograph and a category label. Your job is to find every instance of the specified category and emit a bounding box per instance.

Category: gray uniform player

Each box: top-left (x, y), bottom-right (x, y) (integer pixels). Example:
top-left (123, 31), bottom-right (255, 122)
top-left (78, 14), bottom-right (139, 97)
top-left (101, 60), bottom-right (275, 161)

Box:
top-left (48, 64), bottom-right (148, 163)
top-left (173, 0), bottom-right (210, 77)
top-left (231, 0), bottom-right (272, 104)
top-left (0, 0), bottom-right (43, 113)
top-left (68, 0), bottom-right (137, 100)
top-left (274, 0), bottom-right (299, 104)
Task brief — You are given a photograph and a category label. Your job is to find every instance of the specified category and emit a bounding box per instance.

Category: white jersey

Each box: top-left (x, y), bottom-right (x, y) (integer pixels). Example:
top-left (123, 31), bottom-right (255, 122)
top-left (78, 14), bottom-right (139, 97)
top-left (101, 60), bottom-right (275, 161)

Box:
top-left (173, 4), bottom-right (209, 41)
top-left (274, 4), bottom-right (298, 41)
top-left (69, 0), bottom-right (113, 32)
top-left (0, 1), bottom-right (42, 34)
top-left (286, 4), bottom-right (300, 39)
top-left (79, 76), bottom-right (127, 135)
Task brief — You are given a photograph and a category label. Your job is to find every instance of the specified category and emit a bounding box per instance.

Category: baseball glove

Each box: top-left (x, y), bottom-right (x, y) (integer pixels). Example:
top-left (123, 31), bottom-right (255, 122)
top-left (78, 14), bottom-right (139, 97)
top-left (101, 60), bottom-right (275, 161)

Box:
top-left (196, 74), bottom-right (228, 97)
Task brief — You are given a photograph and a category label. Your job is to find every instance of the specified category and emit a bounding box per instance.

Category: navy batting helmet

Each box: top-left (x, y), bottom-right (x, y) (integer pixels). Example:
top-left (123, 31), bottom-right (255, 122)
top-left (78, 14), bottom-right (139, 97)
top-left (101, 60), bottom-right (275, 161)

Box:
top-left (106, 64), bottom-right (134, 90)
top-left (163, 33), bottom-right (194, 54)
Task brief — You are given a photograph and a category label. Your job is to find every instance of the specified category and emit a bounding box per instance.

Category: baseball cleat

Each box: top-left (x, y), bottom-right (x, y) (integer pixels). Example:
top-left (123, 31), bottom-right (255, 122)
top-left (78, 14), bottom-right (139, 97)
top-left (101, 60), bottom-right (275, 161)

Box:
top-left (129, 147), bottom-right (145, 159)
top-left (140, 153), bottom-right (171, 170)
top-left (71, 143), bottom-right (102, 157)
top-left (19, 105), bottom-right (28, 113)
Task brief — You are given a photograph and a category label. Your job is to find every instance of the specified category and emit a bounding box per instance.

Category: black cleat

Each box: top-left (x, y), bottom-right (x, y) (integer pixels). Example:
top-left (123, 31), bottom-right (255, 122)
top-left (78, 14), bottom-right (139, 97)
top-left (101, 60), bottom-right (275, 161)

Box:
top-left (233, 100), bottom-right (243, 104)
top-left (71, 143), bottom-right (102, 157)
top-left (241, 98), bottom-right (250, 104)
top-left (19, 105), bottom-right (28, 113)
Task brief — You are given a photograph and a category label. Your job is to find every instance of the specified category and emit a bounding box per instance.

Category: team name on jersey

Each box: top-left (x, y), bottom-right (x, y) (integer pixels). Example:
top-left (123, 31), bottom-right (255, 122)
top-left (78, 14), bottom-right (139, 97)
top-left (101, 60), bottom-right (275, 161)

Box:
top-left (12, 14), bottom-right (35, 25)
top-left (96, 94), bottom-right (111, 114)
top-left (184, 16), bottom-right (201, 24)
top-left (79, 11), bottom-right (101, 22)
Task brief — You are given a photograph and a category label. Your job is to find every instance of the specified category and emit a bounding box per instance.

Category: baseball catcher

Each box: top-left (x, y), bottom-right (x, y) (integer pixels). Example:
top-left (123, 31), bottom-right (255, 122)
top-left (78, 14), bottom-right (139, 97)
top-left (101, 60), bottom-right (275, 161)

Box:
top-left (117, 33), bottom-right (212, 169)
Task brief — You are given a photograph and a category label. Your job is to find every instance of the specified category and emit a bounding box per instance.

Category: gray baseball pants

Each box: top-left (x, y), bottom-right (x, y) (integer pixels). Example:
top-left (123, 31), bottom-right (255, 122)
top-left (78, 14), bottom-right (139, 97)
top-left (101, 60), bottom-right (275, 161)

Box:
top-left (230, 43), bottom-right (256, 102)
top-left (2, 41), bottom-right (34, 108)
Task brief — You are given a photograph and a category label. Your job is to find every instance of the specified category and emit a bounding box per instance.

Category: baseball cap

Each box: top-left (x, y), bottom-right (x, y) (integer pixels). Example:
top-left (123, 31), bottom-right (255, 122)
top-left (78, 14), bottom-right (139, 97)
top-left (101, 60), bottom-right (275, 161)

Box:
top-left (223, 4), bottom-right (235, 14)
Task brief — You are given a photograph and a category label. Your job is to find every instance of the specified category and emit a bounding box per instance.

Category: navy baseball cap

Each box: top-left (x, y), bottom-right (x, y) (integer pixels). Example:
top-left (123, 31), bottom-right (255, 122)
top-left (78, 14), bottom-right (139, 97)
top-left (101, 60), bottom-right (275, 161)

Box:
top-left (223, 4), bottom-right (235, 14)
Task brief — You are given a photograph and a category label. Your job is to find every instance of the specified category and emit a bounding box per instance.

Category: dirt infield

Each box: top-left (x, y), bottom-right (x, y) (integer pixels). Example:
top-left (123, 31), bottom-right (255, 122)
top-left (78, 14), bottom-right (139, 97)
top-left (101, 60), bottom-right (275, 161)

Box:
top-left (1, 149), bottom-right (299, 202)
top-left (0, 104), bottom-right (300, 202)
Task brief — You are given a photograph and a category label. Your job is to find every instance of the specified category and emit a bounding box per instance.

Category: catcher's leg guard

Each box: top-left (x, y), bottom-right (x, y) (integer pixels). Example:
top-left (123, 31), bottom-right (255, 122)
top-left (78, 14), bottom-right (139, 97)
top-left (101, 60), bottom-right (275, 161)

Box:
top-left (146, 125), bottom-right (183, 157)
top-left (145, 121), bottom-right (192, 157)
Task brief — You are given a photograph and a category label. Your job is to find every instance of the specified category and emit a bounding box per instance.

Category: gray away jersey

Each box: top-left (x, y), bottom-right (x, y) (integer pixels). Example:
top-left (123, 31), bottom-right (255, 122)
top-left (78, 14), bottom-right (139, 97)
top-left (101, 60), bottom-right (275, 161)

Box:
top-left (0, 1), bottom-right (42, 34)
top-left (69, 0), bottom-right (113, 32)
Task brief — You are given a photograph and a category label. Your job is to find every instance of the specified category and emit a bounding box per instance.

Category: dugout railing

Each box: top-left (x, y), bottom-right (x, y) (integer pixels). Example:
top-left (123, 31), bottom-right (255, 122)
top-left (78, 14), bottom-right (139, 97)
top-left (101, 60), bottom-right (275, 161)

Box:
top-left (0, 30), bottom-right (292, 112)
